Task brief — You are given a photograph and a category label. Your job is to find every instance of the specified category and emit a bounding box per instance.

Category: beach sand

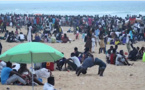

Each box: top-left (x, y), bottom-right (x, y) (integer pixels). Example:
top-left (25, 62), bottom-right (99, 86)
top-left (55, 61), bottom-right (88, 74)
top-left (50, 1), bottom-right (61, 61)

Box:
top-left (0, 26), bottom-right (145, 90)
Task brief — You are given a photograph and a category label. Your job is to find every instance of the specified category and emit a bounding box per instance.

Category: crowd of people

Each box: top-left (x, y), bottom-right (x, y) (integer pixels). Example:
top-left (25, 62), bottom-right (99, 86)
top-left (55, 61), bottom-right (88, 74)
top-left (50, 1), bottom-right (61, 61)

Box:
top-left (0, 13), bottom-right (145, 90)
top-left (0, 14), bottom-right (145, 44)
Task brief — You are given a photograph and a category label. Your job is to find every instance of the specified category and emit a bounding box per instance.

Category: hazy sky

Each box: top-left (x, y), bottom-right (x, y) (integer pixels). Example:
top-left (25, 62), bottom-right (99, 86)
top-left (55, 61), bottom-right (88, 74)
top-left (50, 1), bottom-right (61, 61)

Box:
top-left (0, 0), bottom-right (145, 1)
top-left (0, 0), bottom-right (145, 4)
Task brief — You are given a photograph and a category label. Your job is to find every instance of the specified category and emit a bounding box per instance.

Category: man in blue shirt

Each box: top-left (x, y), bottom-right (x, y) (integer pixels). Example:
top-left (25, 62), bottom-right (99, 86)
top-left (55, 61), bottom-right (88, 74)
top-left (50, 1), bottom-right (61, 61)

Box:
top-left (1, 62), bottom-right (26, 85)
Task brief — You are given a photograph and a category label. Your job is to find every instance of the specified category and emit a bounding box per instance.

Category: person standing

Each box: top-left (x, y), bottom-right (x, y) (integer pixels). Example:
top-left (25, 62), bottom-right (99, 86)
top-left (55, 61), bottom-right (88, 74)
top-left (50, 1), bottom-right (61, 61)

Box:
top-left (85, 28), bottom-right (92, 52)
top-left (138, 24), bottom-right (145, 41)
top-left (126, 34), bottom-right (131, 53)
top-left (99, 35), bottom-right (105, 54)
top-left (27, 25), bottom-right (32, 42)
top-left (91, 35), bottom-right (96, 53)
top-left (95, 27), bottom-right (100, 45)
top-left (2, 21), bottom-right (6, 33)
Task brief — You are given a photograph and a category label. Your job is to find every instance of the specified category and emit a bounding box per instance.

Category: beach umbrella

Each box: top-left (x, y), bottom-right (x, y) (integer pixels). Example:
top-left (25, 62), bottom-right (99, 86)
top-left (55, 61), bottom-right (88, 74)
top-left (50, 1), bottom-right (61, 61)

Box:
top-left (143, 53), bottom-right (145, 62)
top-left (0, 42), bottom-right (64, 90)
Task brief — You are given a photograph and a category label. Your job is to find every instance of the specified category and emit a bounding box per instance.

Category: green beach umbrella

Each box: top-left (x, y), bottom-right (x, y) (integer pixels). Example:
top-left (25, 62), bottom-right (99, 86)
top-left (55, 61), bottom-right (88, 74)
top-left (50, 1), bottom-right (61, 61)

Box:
top-left (143, 53), bottom-right (145, 62)
top-left (0, 42), bottom-right (64, 90)
top-left (0, 42), bottom-right (64, 63)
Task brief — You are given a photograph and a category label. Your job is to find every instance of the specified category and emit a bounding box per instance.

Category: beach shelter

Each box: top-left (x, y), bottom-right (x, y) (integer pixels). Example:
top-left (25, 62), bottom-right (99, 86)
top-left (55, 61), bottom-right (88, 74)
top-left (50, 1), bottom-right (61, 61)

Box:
top-left (143, 53), bottom-right (145, 62)
top-left (0, 42), bottom-right (64, 90)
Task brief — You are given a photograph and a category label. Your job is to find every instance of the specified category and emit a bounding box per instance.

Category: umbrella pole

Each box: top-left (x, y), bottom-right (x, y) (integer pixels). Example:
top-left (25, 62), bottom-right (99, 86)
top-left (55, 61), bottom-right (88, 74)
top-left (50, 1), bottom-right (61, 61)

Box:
top-left (31, 52), bottom-right (34, 90)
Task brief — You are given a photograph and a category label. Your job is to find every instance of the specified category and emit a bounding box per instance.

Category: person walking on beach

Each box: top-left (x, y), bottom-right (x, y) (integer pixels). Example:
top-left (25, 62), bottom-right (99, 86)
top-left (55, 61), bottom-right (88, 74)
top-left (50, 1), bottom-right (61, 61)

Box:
top-left (27, 24), bottom-right (32, 42)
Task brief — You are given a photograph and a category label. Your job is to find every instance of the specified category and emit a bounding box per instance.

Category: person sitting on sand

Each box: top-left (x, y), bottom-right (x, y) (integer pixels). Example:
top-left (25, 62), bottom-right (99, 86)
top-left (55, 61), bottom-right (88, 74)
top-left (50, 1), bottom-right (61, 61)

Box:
top-left (3, 30), bottom-right (9, 40)
top-left (6, 32), bottom-right (14, 42)
top-left (61, 34), bottom-right (69, 43)
top-left (65, 53), bottom-right (81, 71)
top-left (1, 62), bottom-right (26, 85)
top-left (76, 54), bottom-right (107, 76)
top-left (138, 47), bottom-right (145, 59)
top-left (116, 50), bottom-right (133, 66)
top-left (51, 35), bottom-right (56, 43)
top-left (56, 53), bottom-right (67, 71)
top-left (15, 29), bottom-right (18, 36)
top-left (61, 33), bottom-right (70, 43)
top-left (18, 32), bottom-right (25, 42)
top-left (106, 45), bottom-right (118, 63)
top-left (110, 49), bottom-right (116, 65)
top-left (56, 33), bottom-right (62, 43)
top-left (18, 64), bottom-right (43, 85)
top-left (0, 61), bottom-right (6, 82)
top-left (128, 44), bottom-right (138, 61)
top-left (34, 33), bottom-right (41, 42)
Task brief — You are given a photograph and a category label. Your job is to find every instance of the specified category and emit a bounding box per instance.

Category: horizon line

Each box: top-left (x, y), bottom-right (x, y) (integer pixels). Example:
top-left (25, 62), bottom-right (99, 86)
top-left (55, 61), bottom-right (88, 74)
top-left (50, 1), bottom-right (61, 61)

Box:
top-left (1, 0), bottom-right (145, 1)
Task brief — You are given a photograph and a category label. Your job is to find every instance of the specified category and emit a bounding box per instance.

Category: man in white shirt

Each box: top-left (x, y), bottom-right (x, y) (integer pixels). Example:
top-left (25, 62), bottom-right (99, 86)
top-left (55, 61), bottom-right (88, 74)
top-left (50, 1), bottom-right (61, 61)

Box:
top-left (65, 53), bottom-right (81, 70)
top-left (115, 50), bottom-right (133, 66)
top-left (70, 53), bottom-right (81, 67)
top-left (18, 32), bottom-right (25, 41)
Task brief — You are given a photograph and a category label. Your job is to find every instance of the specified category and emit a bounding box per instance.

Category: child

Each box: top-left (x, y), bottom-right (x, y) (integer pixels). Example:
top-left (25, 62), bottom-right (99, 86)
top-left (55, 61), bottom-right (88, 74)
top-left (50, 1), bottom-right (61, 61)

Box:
top-left (76, 30), bottom-right (79, 40)
top-left (99, 35), bottom-right (105, 54)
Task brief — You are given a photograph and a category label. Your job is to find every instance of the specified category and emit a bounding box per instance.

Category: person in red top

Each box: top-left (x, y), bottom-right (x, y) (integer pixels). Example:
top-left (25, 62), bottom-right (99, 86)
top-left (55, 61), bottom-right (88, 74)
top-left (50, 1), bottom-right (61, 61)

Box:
top-left (61, 33), bottom-right (70, 43)
top-left (110, 49), bottom-right (116, 65)
top-left (36, 17), bottom-right (40, 24)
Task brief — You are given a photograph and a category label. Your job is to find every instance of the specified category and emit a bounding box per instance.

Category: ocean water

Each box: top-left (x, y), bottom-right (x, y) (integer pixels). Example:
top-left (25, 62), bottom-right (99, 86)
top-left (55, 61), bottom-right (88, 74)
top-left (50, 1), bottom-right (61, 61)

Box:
top-left (0, 1), bottom-right (145, 17)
